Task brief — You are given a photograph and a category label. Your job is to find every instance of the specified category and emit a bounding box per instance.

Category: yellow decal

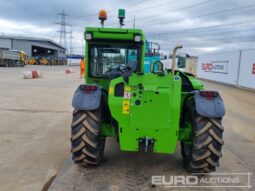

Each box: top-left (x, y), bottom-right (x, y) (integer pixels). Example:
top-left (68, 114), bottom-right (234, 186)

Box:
top-left (125, 86), bottom-right (131, 91)
top-left (122, 100), bottom-right (130, 114)
top-left (109, 87), bottom-right (113, 94)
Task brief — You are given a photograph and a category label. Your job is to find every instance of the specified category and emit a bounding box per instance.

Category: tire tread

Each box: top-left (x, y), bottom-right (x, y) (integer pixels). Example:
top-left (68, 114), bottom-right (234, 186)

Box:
top-left (181, 99), bottom-right (224, 173)
top-left (70, 109), bottom-right (105, 166)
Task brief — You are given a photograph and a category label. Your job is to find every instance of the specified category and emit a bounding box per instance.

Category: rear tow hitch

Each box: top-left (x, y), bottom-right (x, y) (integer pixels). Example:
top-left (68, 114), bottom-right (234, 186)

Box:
top-left (139, 137), bottom-right (154, 152)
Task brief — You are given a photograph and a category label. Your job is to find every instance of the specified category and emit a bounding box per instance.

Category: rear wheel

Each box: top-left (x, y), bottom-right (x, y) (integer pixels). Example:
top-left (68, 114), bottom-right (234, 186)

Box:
top-left (13, 61), bottom-right (17, 67)
top-left (71, 108), bottom-right (105, 166)
top-left (181, 99), bottom-right (224, 173)
top-left (9, 60), bottom-right (14, 67)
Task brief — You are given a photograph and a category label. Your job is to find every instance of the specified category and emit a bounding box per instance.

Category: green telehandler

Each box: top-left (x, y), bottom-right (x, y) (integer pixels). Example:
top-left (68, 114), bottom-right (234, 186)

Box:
top-left (70, 10), bottom-right (225, 173)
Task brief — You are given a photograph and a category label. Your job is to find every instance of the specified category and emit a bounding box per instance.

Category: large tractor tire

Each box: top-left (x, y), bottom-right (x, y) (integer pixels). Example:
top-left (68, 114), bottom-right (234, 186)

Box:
top-left (181, 99), bottom-right (224, 173)
top-left (71, 109), bottom-right (105, 166)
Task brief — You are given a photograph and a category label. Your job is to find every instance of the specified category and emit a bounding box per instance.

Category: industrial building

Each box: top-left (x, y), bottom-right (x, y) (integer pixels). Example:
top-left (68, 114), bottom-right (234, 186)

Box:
top-left (0, 35), bottom-right (66, 58)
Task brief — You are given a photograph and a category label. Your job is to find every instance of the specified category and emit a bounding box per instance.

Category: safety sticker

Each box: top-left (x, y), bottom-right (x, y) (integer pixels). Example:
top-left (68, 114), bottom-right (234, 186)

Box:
top-left (109, 87), bottom-right (113, 94)
top-left (125, 86), bottom-right (131, 91)
top-left (122, 100), bottom-right (130, 114)
top-left (124, 91), bottom-right (131, 99)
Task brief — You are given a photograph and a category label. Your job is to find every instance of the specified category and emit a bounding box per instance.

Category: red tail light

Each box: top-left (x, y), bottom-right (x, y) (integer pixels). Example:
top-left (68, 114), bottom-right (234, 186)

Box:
top-left (200, 91), bottom-right (218, 99)
top-left (80, 85), bottom-right (97, 93)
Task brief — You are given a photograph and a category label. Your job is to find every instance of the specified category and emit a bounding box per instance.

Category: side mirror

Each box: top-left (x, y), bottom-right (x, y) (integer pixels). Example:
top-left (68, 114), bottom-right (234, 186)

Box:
top-left (151, 61), bottom-right (164, 74)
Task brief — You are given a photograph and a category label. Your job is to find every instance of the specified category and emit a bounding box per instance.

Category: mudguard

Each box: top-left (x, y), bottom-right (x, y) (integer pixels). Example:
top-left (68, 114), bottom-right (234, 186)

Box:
top-left (194, 91), bottom-right (225, 118)
top-left (72, 85), bottom-right (102, 110)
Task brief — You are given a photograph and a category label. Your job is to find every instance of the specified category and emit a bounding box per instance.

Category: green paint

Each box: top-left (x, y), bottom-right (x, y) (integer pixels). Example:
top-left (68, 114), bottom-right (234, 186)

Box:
top-left (178, 123), bottom-right (192, 143)
top-left (100, 124), bottom-right (116, 137)
top-left (108, 73), bottom-right (182, 153)
top-left (84, 27), bottom-right (145, 89)
top-left (83, 26), bottom-right (204, 154)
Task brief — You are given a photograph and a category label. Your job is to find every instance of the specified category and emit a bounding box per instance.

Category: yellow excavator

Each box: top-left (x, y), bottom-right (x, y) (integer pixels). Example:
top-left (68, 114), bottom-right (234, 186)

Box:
top-left (39, 57), bottom-right (50, 65)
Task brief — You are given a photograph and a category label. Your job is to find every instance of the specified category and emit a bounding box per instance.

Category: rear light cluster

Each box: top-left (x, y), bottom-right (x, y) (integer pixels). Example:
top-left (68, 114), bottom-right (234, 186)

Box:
top-left (80, 85), bottom-right (97, 93)
top-left (200, 91), bottom-right (218, 99)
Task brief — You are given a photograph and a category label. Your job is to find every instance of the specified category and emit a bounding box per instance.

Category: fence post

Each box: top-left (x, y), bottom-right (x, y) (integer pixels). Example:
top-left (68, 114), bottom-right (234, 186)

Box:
top-left (236, 50), bottom-right (242, 87)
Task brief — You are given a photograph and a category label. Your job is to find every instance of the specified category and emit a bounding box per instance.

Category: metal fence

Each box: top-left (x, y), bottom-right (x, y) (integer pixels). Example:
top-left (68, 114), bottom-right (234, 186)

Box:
top-left (197, 49), bottom-right (255, 90)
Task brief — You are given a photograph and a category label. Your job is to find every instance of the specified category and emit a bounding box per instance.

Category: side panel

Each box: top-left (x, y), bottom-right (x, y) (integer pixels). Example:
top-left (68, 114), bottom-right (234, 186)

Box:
top-left (186, 74), bottom-right (204, 90)
top-left (238, 50), bottom-right (255, 89)
top-left (197, 51), bottom-right (240, 85)
top-left (2, 51), bottom-right (20, 60)
top-left (108, 73), bottom-right (182, 154)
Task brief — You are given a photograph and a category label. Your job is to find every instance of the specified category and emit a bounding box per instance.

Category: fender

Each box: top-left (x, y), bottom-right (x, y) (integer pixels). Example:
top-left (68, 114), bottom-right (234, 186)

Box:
top-left (72, 84), bottom-right (102, 110)
top-left (194, 91), bottom-right (225, 118)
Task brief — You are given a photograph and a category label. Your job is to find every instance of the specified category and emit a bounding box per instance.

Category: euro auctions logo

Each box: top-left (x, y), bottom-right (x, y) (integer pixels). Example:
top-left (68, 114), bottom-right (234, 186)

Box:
top-left (202, 63), bottom-right (213, 71)
top-left (151, 173), bottom-right (252, 188)
top-left (202, 61), bottom-right (228, 74)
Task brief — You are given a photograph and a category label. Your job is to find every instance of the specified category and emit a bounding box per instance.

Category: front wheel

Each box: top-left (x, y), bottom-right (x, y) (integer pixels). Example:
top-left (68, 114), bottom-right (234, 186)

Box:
top-left (71, 109), bottom-right (105, 166)
top-left (181, 99), bottom-right (224, 173)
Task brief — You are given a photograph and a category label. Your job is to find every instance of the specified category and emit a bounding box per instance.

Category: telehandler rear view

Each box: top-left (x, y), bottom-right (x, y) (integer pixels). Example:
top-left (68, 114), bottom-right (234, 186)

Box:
top-left (70, 10), bottom-right (225, 173)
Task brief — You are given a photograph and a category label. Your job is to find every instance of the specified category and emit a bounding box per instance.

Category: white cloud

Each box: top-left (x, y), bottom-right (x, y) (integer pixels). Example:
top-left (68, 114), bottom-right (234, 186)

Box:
top-left (1, 0), bottom-right (255, 55)
top-left (0, 18), bottom-right (53, 37)
top-left (195, 46), bottom-right (221, 52)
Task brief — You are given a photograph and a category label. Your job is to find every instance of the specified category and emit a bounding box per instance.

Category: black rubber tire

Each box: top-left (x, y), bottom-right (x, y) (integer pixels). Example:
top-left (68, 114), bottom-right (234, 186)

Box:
top-left (9, 60), bottom-right (14, 67)
top-left (13, 61), bottom-right (17, 67)
top-left (181, 99), bottom-right (224, 173)
top-left (71, 109), bottom-right (105, 166)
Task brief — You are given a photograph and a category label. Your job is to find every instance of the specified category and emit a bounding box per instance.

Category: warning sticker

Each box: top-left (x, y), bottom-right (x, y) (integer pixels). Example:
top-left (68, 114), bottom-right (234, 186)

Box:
top-left (124, 91), bottom-right (131, 99)
top-left (122, 100), bottom-right (130, 114)
top-left (109, 87), bottom-right (113, 94)
top-left (125, 86), bottom-right (131, 91)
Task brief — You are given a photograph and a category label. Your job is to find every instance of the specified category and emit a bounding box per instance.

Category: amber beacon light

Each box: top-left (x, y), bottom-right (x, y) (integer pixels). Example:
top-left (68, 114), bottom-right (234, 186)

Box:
top-left (99, 10), bottom-right (107, 27)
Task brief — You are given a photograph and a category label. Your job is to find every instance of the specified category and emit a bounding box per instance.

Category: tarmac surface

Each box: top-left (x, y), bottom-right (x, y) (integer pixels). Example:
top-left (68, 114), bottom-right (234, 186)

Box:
top-left (0, 65), bottom-right (80, 191)
top-left (0, 65), bottom-right (254, 191)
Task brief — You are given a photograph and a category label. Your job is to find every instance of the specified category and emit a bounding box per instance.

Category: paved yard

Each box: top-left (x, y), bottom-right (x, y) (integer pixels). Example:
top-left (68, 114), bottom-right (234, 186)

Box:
top-left (0, 66), bottom-right (254, 191)
top-left (0, 65), bottom-right (81, 191)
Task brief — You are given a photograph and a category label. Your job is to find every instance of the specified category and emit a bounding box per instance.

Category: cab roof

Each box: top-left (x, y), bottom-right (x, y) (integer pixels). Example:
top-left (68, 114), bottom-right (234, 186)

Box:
top-left (85, 27), bottom-right (144, 34)
top-left (85, 27), bottom-right (145, 42)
